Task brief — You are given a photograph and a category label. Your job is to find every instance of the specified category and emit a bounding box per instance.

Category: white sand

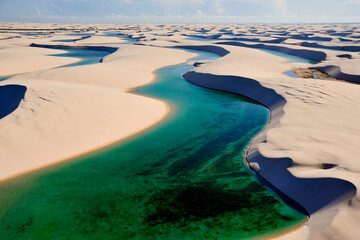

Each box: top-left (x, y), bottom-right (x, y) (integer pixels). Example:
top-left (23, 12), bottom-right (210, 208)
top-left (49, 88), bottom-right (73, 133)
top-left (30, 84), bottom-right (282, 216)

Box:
top-left (0, 31), bottom-right (195, 181)
top-left (178, 43), bottom-right (360, 240)
top-left (0, 47), bottom-right (79, 76)
top-left (1, 22), bottom-right (360, 240)
top-left (137, 23), bottom-right (360, 239)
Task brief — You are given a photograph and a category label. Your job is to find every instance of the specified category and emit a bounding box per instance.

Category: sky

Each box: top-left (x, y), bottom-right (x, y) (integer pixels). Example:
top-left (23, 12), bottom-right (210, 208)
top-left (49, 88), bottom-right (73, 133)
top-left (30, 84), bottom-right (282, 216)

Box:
top-left (0, 0), bottom-right (360, 24)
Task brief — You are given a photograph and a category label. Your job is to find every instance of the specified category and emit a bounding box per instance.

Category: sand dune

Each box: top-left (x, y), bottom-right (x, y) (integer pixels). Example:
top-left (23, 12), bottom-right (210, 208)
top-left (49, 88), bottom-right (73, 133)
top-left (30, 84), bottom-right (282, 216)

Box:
top-left (0, 47), bottom-right (79, 76)
top-left (0, 35), bottom-right (195, 180)
top-left (1, 22), bottom-right (360, 239)
top-left (174, 43), bottom-right (360, 240)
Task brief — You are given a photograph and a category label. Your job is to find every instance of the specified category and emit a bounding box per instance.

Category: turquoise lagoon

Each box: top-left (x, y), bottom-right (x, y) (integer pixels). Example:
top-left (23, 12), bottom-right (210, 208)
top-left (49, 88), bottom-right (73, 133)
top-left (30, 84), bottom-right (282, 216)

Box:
top-left (0, 48), bottom-right (305, 239)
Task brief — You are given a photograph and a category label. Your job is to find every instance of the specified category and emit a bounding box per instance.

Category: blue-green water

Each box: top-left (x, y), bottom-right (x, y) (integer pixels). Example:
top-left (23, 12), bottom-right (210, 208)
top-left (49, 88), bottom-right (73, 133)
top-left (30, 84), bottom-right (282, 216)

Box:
top-left (21, 33), bottom-right (51, 36)
top-left (260, 49), bottom-right (318, 64)
top-left (54, 34), bottom-right (138, 44)
top-left (101, 31), bottom-right (123, 37)
top-left (68, 33), bottom-right (94, 36)
top-left (50, 49), bottom-right (109, 68)
top-left (184, 36), bottom-right (319, 65)
top-left (261, 48), bottom-right (320, 78)
top-left (303, 39), bottom-right (330, 43)
top-left (0, 76), bottom-right (10, 82)
top-left (252, 49), bottom-right (320, 78)
top-left (0, 48), bottom-right (305, 239)
top-left (52, 39), bottom-right (80, 43)
top-left (186, 36), bottom-right (218, 41)
top-left (0, 48), bottom-right (108, 82)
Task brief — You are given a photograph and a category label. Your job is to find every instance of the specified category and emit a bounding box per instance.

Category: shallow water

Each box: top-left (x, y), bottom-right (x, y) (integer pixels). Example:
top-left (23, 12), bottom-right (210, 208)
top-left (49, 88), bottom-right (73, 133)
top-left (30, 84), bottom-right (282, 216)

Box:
top-left (185, 36), bottom-right (262, 43)
top-left (0, 48), bottom-right (305, 239)
top-left (185, 36), bottom-right (320, 65)
top-left (52, 38), bottom-right (79, 43)
top-left (255, 48), bottom-right (319, 78)
top-left (68, 33), bottom-right (94, 36)
top-left (50, 49), bottom-right (109, 68)
top-left (283, 69), bottom-right (299, 78)
top-left (0, 48), bottom-right (108, 82)
top-left (186, 36), bottom-right (219, 41)
top-left (21, 33), bottom-right (51, 36)
top-left (0, 76), bottom-right (10, 82)
top-left (302, 39), bottom-right (331, 43)
top-left (260, 49), bottom-right (319, 64)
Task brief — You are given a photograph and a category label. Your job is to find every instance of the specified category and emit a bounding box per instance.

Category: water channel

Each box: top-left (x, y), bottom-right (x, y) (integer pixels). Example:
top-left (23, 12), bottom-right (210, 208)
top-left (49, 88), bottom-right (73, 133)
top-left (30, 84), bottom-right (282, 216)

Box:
top-left (0, 47), bottom-right (305, 239)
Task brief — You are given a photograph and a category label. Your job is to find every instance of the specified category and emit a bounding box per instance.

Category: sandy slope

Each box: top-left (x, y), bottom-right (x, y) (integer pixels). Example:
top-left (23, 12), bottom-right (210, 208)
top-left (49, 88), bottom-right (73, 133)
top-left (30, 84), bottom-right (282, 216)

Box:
top-left (14, 45), bottom-right (193, 90)
top-left (84, 23), bottom-right (360, 239)
top-left (0, 47), bottom-right (79, 76)
top-left (181, 44), bottom-right (360, 240)
top-left (0, 35), bottom-right (195, 181)
top-left (1, 22), bottom-right (360, 240)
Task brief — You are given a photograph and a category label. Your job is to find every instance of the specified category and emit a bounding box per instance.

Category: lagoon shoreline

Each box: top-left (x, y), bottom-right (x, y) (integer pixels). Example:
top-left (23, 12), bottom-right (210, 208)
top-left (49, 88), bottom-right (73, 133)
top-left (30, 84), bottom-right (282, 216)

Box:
top-left (1, 23), bottom-right (360, 239)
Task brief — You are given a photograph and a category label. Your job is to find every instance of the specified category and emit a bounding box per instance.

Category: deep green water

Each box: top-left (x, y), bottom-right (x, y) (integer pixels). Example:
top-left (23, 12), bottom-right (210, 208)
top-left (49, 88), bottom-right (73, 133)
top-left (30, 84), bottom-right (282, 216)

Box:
top-left (0, 49), bottom-right (305, 239)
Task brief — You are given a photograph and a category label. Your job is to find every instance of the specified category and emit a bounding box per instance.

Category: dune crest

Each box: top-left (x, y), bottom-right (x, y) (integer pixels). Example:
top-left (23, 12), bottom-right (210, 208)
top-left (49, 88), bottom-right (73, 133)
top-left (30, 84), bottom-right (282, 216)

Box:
top-left (0, 36), bottom-right (195, 181)
top-left (1, 22), bottom-right (360, 239)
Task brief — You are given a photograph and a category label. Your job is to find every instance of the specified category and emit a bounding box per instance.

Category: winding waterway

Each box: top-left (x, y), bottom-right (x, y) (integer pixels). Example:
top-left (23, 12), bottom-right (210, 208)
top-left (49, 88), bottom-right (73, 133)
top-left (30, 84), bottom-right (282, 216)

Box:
top-left (0, 47), bottom-right (305, 239)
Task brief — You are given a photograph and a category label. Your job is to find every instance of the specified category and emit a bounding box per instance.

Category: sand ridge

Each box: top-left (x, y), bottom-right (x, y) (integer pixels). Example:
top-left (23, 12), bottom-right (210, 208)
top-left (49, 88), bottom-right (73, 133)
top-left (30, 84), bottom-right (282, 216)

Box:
top-left (1, 22), bottom-right (360, 239)
top-left (0, 30), bottom-right (196, 181)
top-left (133, 24), bottom-right (360, 239)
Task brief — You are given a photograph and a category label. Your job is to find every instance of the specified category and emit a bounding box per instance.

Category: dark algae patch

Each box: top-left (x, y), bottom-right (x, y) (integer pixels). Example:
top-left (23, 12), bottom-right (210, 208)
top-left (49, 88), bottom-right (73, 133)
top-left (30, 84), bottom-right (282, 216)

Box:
top-left (0, 49), bottom-right (305, 239)
top-left (143, 180), bottom-right (300, 239)
top-left (147, 182), bottom-right (281, 224)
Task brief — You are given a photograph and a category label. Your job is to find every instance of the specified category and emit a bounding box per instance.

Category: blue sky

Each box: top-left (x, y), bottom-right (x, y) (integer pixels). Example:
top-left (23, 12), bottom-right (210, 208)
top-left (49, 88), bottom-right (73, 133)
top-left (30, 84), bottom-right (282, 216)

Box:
top-left (0, 0), bottom-right (359, 24)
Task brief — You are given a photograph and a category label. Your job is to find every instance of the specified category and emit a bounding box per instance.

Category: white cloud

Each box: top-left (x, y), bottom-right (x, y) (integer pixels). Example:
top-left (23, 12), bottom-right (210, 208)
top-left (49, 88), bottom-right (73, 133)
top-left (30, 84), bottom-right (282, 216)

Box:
top-left (8, 8), bottom-right (360, 24)
top-left (206, 0), bottom-right (287, 16)
top-left (215, 0), bottom-right (226, 14)
top-left (237, 0), bottom-right (287, 15)
top-left (5, 0), bottom-right (360, 24)
top-left (271, 0), bottom-right (287, 16)
top-left (345, 0), bottom-right (360, 5)
top-left (157, 0), bottom-right (207, 6)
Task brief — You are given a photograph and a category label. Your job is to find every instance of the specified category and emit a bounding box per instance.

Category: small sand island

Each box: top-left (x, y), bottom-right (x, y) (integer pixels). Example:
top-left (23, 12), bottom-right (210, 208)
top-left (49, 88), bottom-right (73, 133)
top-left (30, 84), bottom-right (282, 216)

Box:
top-left (1, 0), bottom-right (360, 239)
